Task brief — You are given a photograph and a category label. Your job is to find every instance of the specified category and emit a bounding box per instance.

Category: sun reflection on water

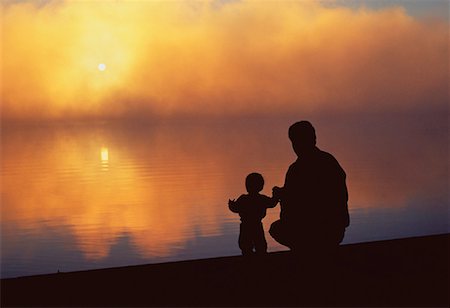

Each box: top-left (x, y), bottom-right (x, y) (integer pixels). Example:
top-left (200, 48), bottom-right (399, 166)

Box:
top-left (100, 147), bottom-right (109, 171)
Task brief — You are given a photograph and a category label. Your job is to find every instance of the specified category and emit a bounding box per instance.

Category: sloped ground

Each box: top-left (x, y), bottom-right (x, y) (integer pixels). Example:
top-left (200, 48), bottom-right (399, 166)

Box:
top-left (1, 234), bottom-right (448, 307)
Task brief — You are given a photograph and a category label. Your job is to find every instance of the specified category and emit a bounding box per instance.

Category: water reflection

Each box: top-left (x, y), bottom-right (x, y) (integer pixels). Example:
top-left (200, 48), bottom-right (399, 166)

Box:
top-left (2, 121), bottom-right (283, 274)
top-left (1, 114), bottom-right (448, 278)
top-left (100, 147), bottom-right (109, 171)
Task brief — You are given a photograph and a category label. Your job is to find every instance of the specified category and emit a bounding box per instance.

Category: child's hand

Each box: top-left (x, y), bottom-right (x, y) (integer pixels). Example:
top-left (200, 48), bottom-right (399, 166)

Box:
top-left (228, 199), bottom-right (239, 213)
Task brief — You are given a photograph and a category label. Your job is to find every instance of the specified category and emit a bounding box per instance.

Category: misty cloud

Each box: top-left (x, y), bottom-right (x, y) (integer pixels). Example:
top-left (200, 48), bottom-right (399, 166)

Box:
top-left (1, 0), bottom-right (448, 120)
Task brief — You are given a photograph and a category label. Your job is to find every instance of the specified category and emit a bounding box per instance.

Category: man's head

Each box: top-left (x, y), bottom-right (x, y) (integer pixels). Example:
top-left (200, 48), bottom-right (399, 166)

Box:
top-left (288, 121), bottom-right (316, 156)
top-left (245, 172), bottom-right (264, 194)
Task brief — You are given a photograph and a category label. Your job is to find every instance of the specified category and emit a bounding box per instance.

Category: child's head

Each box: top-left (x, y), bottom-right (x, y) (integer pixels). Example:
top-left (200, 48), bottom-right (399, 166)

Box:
top-left (245, 173), bottom-right (264, 193)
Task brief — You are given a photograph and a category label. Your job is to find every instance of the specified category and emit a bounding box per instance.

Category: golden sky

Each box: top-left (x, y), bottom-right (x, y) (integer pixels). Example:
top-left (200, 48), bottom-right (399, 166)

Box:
top-left (1, 0), bottom-right (448, 120)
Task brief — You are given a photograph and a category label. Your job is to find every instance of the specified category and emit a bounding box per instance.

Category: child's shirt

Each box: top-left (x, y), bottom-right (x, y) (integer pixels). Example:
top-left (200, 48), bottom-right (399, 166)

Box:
top-left (229, 193), bottom-right (278, 224)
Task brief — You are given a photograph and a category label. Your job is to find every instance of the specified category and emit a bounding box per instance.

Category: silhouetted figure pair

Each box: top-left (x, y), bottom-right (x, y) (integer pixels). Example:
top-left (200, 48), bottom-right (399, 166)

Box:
top-left (270, 121), bottom-right (350, 255)
top-left (229, 173), bottom-right (278, 255)
top-left (229, 121), bottom-right (349, 257)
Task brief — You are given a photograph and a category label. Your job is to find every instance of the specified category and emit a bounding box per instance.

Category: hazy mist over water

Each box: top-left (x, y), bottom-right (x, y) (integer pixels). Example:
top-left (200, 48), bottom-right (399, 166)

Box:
top-left (1, 111), bottom-right (448, 278)
top-left (2, 1), bottom-right (447, 121)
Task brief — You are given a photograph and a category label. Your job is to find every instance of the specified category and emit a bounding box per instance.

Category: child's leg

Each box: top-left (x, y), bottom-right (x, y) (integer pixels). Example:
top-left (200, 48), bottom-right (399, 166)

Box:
top-left (254, 222), bottom-right (268, 254)
top-left (239, 223), bottom-right (253, 255)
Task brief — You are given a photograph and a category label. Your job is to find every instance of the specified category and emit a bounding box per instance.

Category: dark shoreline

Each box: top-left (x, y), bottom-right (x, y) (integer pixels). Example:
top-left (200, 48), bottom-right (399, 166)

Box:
top-left (2, 233), bottom-right (448, 307)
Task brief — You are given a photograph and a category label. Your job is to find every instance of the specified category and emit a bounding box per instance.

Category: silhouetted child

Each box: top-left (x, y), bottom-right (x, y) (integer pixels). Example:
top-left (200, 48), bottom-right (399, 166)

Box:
top-left (229, 173), bottom-right (278, 255)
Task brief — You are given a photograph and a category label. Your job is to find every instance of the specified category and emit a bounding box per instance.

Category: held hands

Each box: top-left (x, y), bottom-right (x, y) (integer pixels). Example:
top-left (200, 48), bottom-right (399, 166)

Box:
top-left (272, 186), bottom-right (284, 200)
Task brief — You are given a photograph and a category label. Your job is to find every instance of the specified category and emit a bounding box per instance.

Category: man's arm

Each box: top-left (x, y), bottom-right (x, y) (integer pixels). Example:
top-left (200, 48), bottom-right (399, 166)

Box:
top-left (327, 156), bottom-right (350, 228)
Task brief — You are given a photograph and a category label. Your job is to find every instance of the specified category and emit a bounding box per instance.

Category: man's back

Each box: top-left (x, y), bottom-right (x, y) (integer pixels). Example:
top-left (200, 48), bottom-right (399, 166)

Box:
top-left (281, 147), bottom-right (349, 241)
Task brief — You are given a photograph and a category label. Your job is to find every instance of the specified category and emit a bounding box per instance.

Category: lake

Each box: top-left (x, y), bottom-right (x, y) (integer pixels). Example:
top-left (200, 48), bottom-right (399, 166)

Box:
top-left (1, 112), bottom-right (448, 278)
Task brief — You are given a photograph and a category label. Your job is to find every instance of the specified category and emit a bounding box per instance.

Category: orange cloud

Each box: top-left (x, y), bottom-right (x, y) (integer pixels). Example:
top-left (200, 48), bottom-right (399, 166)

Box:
top-left (1, 1), bottom-right (448, 120)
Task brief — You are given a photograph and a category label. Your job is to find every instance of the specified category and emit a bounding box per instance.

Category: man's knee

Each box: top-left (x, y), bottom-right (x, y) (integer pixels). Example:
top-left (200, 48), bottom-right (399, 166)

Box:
top-left (269, 220), bottom-right (293, 248)
top-left (269, 220), bottom-right (282, 239)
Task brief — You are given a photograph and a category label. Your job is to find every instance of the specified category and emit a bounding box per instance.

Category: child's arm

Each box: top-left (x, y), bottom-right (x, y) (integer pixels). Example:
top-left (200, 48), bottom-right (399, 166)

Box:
top-left (265, 187), bottom-right (284, 209)
top-left (266, 195), bottom-right (279, 208)
top-left (228, 199), bottom-right (240, 213)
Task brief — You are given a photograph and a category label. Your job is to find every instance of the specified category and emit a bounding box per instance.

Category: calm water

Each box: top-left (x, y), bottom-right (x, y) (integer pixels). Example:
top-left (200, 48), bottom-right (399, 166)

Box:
top-left (1, 113), bottom-right (448, 278)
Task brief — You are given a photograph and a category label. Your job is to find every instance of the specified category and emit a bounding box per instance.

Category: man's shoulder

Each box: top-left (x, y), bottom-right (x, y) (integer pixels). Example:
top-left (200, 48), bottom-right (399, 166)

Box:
top-left (316, 148), bottom-right (336, 160)
top-left (316, 148), bottom-right (345, 174)
top-left (317, 148), bottom-right (338, 162)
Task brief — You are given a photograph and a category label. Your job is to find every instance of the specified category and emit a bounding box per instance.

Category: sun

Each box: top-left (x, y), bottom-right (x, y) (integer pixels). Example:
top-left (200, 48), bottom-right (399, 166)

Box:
top-left (97, 63), bottom-right (106, 71)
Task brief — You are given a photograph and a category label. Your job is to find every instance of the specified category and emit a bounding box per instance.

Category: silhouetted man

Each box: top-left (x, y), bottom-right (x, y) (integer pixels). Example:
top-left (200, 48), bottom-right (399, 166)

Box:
top-left (269, 121), bottom-right (349, 253)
